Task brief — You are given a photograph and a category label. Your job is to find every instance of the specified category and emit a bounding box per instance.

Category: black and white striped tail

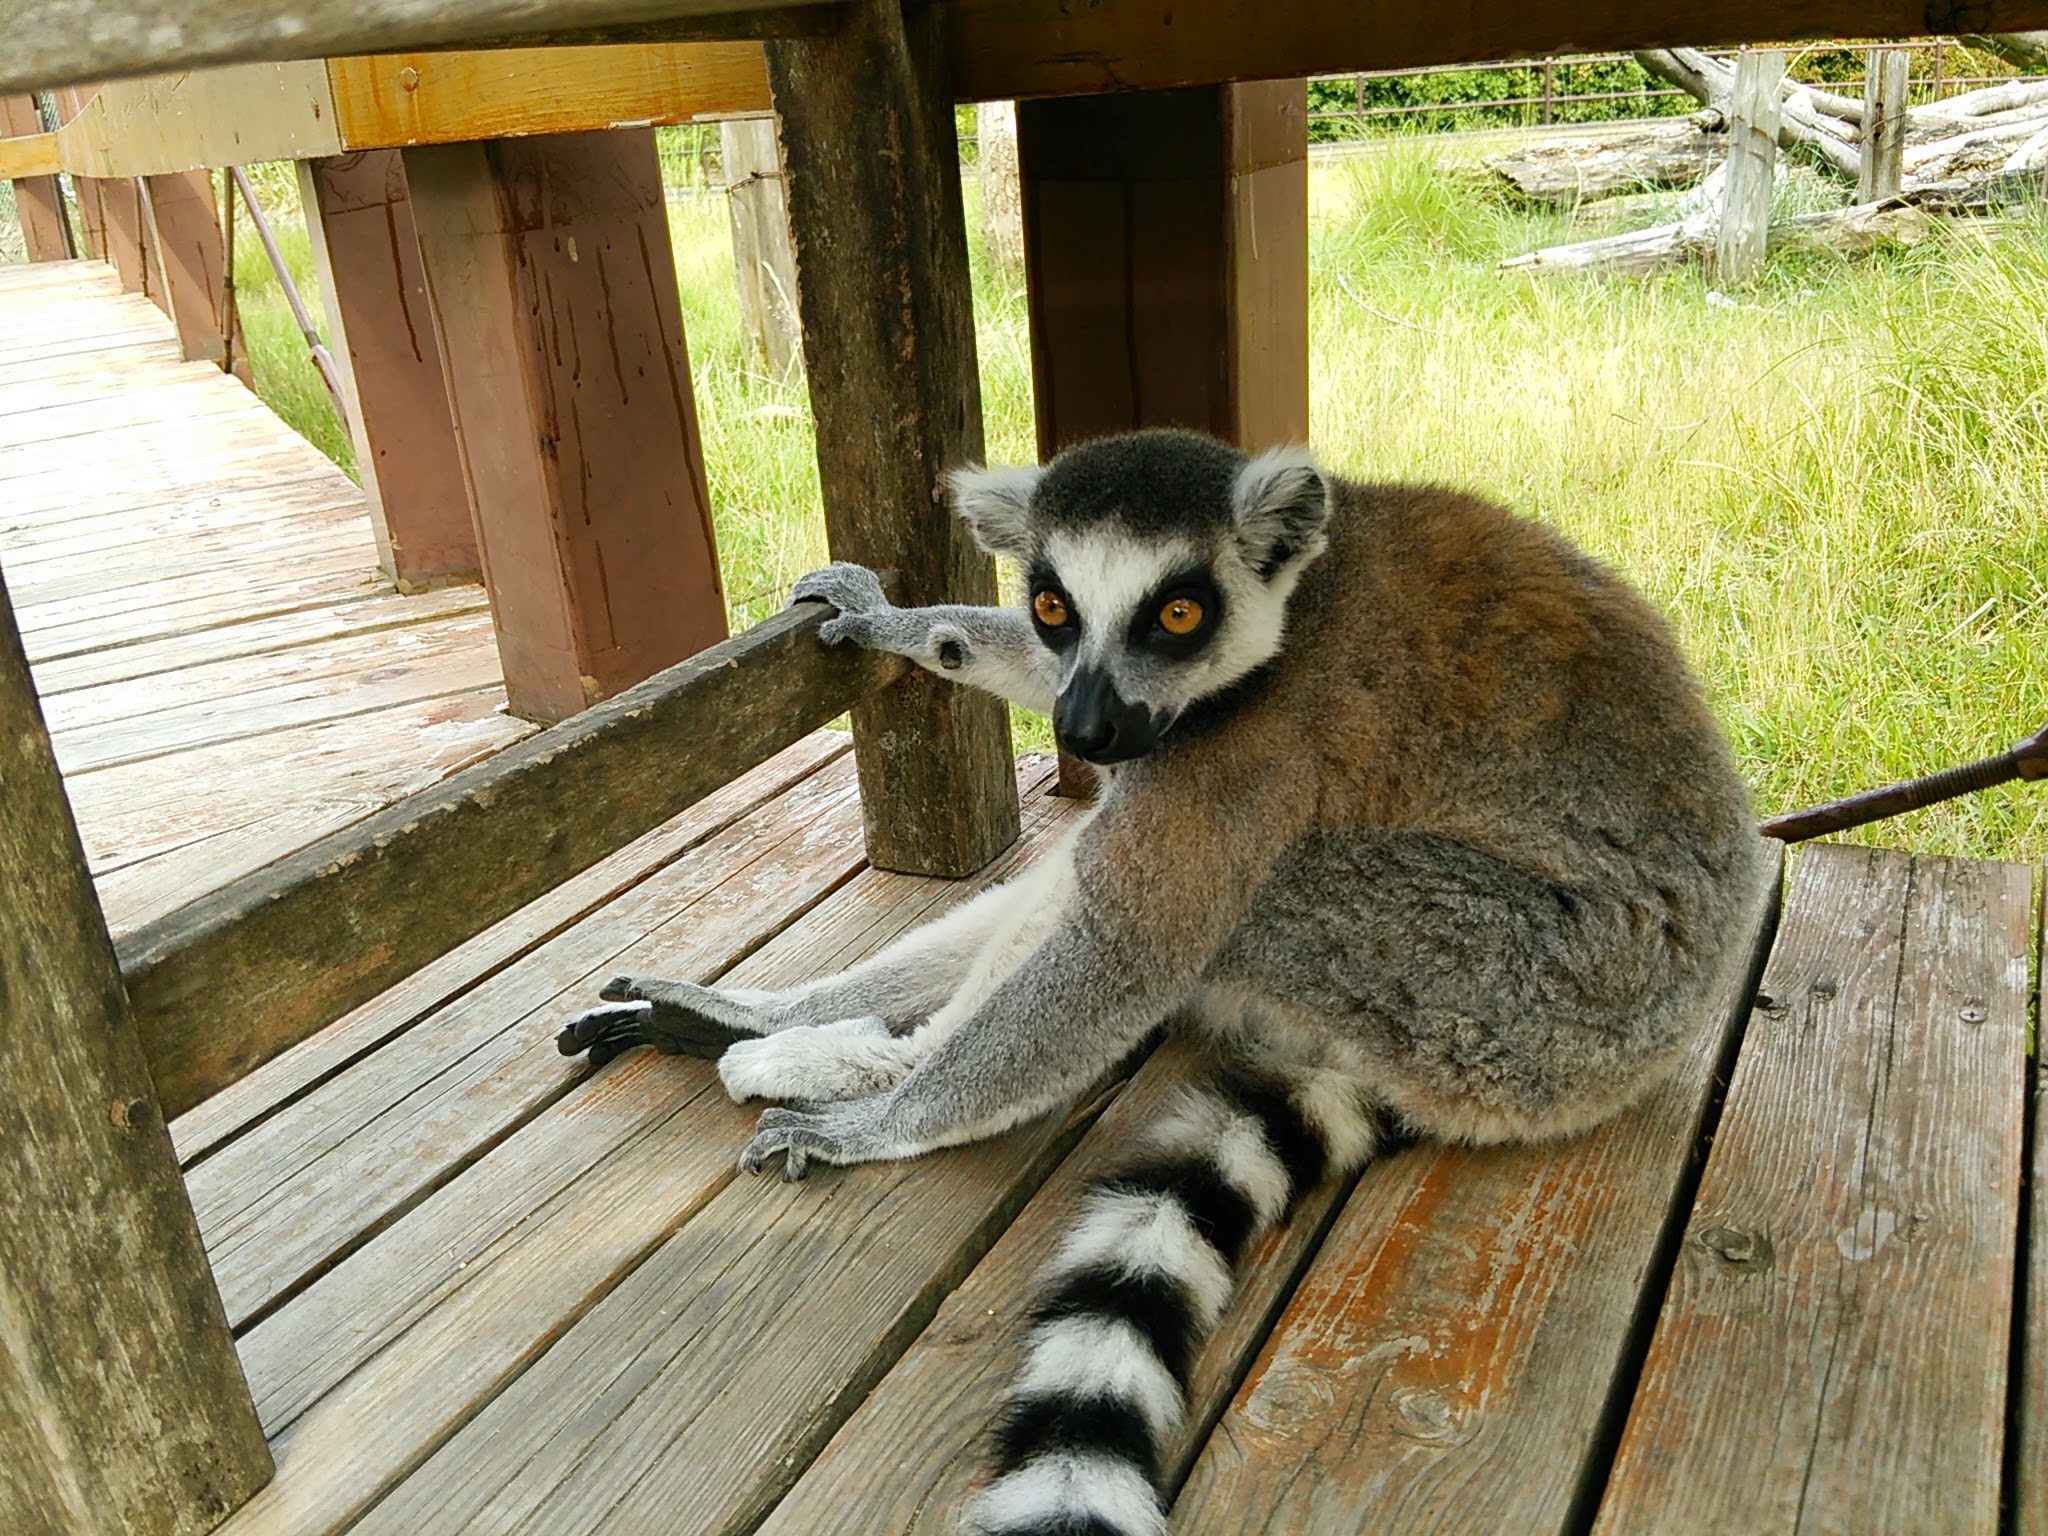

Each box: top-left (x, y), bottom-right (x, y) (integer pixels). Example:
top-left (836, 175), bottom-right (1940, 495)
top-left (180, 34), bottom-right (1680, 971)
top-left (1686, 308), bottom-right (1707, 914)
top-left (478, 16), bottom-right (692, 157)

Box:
top-left (965, 1069), bottom-right (1384, 1536)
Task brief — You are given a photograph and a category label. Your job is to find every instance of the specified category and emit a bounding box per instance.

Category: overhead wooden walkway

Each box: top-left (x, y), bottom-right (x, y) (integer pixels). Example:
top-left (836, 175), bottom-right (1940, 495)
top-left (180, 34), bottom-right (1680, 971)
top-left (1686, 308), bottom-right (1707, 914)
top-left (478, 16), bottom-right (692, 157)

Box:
top-left (149, 732), bottom-right (2043, 1535)
top-left (0, 258), bottom-right (531, 937)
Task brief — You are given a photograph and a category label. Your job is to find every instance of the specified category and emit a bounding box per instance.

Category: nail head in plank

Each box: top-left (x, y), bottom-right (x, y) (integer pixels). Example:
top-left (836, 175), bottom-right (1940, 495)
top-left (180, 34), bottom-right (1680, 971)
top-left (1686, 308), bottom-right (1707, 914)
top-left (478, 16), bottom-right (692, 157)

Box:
top-left (1592, 844), bottom-right (2034, 1535)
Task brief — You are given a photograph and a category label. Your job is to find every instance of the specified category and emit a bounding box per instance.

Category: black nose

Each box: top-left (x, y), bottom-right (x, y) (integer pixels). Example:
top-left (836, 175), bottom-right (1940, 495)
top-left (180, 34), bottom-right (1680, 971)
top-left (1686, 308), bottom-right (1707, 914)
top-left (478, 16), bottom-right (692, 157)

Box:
top-left (1054, 666), bottom-right (1160, 765)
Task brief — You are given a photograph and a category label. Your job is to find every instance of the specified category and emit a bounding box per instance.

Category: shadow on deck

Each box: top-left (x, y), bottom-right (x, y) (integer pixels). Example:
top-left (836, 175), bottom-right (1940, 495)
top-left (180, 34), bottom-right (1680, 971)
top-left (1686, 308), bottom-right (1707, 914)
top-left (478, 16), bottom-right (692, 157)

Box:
top-left (165, 734), bottom-right (2044, 1534)
top-left (0, 258), bottom-right (530, 939)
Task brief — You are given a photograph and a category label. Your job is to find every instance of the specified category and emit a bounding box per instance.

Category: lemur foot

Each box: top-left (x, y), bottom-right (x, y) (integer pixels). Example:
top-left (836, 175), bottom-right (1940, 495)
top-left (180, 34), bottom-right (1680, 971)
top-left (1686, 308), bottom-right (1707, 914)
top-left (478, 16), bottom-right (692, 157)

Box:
top-left (718, 1016), bottom-right (921, 1104)
top-left (556, 976), bottom-right (752, 1067)
top-left (738, 1094), bottom-right (901, 1182)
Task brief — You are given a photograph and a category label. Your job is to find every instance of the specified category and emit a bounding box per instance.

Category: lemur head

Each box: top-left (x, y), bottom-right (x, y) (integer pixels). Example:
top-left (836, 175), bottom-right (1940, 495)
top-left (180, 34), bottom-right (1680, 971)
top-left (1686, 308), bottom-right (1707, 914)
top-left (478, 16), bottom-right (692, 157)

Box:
top-left (948, 429), bottom-right (1331, 765)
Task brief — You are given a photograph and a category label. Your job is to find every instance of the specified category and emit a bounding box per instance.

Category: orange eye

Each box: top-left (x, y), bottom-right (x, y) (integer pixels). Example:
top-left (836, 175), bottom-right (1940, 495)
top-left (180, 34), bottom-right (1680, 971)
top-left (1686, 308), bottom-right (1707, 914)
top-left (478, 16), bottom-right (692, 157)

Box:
top-left (1159, 597), bottom-right (1204, 636)
top-left (1032, 590), bottom-right (1069, 628)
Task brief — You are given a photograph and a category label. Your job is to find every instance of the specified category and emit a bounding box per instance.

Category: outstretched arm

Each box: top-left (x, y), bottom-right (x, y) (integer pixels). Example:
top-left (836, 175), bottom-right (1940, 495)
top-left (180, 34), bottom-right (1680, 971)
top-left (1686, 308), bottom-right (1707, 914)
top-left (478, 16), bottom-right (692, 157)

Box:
top-left (792, 563), bottom-right (1058, 712)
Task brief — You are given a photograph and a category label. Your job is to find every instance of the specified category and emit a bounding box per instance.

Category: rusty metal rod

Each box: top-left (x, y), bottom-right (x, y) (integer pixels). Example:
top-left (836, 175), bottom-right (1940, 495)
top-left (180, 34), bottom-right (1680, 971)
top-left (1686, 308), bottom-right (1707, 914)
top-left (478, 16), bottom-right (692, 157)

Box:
top-left (1760, 720), bottom-right (2048, 843)
top-left (228, 163), bottom-right (348, 416)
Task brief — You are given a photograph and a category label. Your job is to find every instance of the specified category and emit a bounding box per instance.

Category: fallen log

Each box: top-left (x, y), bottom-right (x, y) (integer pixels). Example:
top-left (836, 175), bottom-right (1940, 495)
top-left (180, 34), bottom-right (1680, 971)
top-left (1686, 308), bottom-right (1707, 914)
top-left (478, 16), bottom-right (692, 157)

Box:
top-left (1910, 78), bottom-right (2048, 126)
top-left (1635, 48), bottom-right (1860, 180)
top-left (1905, 113), bottom-right (2048, 181)
top-left (1962, 33), bottom-right (2048, 73)
top-left (1498, 195), bottom-right (1932, 277)
top-left (1484, 119), bottom-right (1724, 204)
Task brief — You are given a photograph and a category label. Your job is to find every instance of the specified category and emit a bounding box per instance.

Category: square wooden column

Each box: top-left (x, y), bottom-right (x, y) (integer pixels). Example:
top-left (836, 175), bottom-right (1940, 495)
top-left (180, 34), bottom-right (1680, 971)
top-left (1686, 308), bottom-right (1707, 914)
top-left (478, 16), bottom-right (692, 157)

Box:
top-left (0, 95), bottom-right (70, 261)
top-left (402, 129), bottom-right (728, 724)
top-left (767, 0), bottom-right (1020, 877)
top-left (1019, 81), bottom-right (1310, 794)
top-left (299, 151), bottom-right (479, 590)
top-left (52, 87), bottom-right (107, 262)
top-left (0, 568), bottom-right (272, 1536)
top-left (144, 169), bottom-right (249, 382)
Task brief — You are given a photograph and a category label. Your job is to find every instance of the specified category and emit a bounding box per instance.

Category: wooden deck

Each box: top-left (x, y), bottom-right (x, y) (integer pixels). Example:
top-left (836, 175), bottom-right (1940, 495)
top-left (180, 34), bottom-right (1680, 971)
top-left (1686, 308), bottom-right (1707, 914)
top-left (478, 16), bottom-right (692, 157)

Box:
top-left (133, 727), bottom-right (2035, 1535)
top-left (0, 258), bottom-right (530, 939)
top-left (6, 258), bottom-right (2044, 1533)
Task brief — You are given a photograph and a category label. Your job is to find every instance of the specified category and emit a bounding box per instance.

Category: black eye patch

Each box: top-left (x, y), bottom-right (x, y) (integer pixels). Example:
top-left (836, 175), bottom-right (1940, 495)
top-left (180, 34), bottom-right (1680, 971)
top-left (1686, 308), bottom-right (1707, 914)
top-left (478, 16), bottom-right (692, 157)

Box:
top-left (1027, 564), bottom-right (1080, 652)
top-left (1130, 567), bottom-right (1223, 659)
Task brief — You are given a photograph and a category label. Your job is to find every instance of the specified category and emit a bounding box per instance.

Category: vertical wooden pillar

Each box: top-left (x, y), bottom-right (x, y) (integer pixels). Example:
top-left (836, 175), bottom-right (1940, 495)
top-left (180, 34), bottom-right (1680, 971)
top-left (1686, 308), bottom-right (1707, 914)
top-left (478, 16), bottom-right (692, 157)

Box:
top-left (768, 0), bottom-right (1020, 877)
top-left (0, 95), bottom-right (71, 261)
top-left (0, 568), bottom-right (272, 1536)
top-left (299, 151), bottom-right (479, 589)
top-left (53, 88), bottom-right (107, 262)
top-left (403, 129), bottom-right (727, 724)
top-left (143, 169), bottom-right (248, 380)
top-left (1859, 48), bottom-right (1910, 203)
top-left (1018, 81), bottom-right (1310, 794)
top-left (99, 176), bottom-right (158, 299)
top-left (721, 118), bottom-right (803, 378)
top-left (1713, 49), bottom-right (1785, 285)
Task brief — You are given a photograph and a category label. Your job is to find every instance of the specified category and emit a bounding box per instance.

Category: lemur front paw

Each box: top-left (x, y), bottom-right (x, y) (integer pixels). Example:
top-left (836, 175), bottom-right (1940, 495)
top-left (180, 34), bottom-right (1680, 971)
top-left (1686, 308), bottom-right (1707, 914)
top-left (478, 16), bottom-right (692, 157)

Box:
top-left (791, 562), bottom-right (890, 623)
top-left (555, 975), bottom-right (751, 1067)
top-left (738, 1094), bottom-right (899, 1182)
top-left (718, 1017), bottom-right (918, 1104)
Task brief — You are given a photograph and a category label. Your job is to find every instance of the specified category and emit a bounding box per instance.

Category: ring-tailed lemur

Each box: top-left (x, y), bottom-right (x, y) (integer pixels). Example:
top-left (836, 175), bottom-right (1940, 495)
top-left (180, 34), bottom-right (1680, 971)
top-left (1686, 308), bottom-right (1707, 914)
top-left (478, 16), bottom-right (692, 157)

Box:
top-left (558, 429), bottom-right (1773, 1536)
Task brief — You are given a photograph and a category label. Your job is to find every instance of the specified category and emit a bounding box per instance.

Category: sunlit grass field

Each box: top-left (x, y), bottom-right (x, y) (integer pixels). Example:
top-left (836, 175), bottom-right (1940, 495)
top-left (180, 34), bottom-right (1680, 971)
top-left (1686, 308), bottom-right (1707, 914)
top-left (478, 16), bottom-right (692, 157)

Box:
top-left (228, 147), bottom-right (2047, 861)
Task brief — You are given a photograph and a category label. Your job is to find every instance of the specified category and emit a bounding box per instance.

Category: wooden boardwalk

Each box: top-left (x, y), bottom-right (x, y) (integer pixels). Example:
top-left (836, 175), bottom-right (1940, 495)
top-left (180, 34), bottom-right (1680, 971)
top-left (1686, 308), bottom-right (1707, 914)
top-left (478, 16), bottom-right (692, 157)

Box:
top-left (5, 258), bottom-right (2043, 1534)
top-left (0, 259), bottom-right (531, 938)
top-left (140, 728), bottom-right (2037, 1536)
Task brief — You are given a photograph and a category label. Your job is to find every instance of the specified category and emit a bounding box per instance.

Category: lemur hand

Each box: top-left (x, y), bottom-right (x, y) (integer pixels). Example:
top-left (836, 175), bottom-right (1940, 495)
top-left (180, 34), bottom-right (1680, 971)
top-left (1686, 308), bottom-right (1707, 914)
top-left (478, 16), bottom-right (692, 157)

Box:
top-left (790, 562), bottom-right (892, 648)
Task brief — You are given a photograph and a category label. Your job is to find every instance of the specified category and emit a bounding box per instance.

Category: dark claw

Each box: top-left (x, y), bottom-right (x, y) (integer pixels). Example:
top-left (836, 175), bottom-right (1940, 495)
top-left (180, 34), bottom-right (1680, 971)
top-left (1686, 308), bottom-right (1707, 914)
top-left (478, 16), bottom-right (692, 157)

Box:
top-left (556, 1002), bottom-right (653, 1059)
top-left (558, 986), bottom-right (751, 1064)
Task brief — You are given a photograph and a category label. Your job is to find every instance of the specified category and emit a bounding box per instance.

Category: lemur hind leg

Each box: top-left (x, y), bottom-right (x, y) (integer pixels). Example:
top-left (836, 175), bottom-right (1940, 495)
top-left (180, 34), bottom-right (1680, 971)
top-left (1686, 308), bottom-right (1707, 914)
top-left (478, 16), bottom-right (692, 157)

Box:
top-left (717, 824), bottom-right (1083, 1104)
top-left (558, 823), bottom-right (1087, 1087)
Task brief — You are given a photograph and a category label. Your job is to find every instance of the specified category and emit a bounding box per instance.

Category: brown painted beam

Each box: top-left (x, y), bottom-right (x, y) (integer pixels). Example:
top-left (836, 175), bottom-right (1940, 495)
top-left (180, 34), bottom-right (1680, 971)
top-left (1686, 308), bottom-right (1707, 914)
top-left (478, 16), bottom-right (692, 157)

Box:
top-left (0, 95), bottom-right (70, 260)
top-left (98, 174), bottom-right (158, 300)
top-left (53, 88), bottom-right (107, 261)
top-left (298, 150), bottom-right (479, 590)
top-left (767, 0), bottom-right (1021, 876)
top-left (0, 565), bottom-right (272, 1536)
top-left (143, 168), bottom-right (249, 379)
top-left (402, 128), bottom-right (727, 723)
top-left (1018, 81), bottom-right (1308, 794)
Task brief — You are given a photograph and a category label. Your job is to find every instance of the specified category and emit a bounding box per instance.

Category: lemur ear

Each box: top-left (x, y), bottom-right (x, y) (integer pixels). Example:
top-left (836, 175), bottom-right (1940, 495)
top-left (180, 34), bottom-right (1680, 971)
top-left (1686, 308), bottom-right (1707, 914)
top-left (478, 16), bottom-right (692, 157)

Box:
top-left (947, 464), bottom-right (1044, 561)
top-left (1231, 446), bottom-right (1330, 579)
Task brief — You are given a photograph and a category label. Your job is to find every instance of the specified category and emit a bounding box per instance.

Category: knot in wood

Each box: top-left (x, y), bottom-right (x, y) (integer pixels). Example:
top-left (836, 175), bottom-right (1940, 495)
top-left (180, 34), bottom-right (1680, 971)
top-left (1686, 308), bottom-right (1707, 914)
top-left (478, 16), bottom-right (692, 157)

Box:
top-left (1698, 1223), bottom-right (1772, 1272)
top-left (1810, 978), bottom-right (1838, 1000)
top-left (109, 1096), bottom-right (153, 1131)
top-left (1390, 1384), bottom-right (1475, 1446)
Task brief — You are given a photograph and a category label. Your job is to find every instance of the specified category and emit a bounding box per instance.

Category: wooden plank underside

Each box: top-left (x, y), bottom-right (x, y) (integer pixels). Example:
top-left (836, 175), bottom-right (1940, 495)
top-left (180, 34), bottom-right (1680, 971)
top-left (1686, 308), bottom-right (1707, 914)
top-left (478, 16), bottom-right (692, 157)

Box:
top-left (1592, 844), bottom-right (2035, 1534)
top-left (2017, 871), bottom-right (2048, 1530)
top-left (1166, 849), bottom-right (1781, 1534)
top-left (211, 759), bottom-right (1068, 1536)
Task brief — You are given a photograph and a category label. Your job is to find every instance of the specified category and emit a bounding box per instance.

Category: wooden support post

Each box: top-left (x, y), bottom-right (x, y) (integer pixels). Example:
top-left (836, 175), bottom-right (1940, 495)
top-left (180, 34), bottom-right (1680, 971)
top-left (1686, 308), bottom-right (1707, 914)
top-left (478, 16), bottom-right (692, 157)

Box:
top-left (1859, 47), bottom-right (1910, 202)
top-left (977, 100), bottom-right (1023, 268)
top-left (99, 175), bottom-right (159, 300)
top-left (402, 129), bottom-right (728, 724)
top-left (767, 0), bottom-right (1021, 877)
top-left (1713, 48), bottom-right (1784, 286)
top-left (143, 169), bottom-right (249, 380)
top-left (0, 568), bottom-right (272, 1536)
top-left (52, 87), bottom-right (107, 261)
top-left (720, 117), bottom-right (803, 377)
top-left (0, 95), bottom-right (70, 260)
top-left (298, 151), bottom-right (480, 589)
top-left (1018, 80), bottom-right (1309, 794)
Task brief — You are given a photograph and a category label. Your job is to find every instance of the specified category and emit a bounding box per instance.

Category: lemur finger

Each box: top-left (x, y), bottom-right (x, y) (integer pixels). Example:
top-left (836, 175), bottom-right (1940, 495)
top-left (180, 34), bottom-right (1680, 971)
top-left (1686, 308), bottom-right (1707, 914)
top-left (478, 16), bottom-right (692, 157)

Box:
top-left (556, 1001), bottom-right (655, 1059)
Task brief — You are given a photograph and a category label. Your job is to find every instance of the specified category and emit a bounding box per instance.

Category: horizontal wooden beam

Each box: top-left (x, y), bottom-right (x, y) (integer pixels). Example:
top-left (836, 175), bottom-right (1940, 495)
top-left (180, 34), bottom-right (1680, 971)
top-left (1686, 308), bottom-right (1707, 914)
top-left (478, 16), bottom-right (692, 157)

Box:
top-left (116, 599), bottom-right (906, 1120)
top-left (0, 0), bottom-right (834, 95)
top-left (943, 0), bottom-right (2048, 100)
top-left (0, 130), bottom-right (60, 178)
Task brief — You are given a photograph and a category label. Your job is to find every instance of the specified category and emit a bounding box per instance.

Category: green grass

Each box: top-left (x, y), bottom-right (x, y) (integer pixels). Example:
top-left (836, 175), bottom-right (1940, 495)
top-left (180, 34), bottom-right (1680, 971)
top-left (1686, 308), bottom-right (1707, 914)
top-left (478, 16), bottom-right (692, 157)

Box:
top-left (235, 152), bottom-right (2047, 862)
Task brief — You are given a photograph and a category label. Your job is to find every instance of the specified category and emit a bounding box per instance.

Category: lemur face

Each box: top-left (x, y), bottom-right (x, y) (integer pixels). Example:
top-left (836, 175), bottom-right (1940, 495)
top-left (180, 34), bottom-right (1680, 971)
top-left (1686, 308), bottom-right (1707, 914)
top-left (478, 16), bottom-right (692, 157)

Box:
top-left (950, 430), bottom-right (1331, 766)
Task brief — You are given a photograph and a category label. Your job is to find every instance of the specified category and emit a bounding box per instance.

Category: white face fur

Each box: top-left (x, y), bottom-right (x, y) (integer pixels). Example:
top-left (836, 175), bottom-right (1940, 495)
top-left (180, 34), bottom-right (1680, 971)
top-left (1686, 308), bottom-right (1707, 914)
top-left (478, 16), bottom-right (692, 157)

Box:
top-left (951, 443), bottom-right (1331, 762)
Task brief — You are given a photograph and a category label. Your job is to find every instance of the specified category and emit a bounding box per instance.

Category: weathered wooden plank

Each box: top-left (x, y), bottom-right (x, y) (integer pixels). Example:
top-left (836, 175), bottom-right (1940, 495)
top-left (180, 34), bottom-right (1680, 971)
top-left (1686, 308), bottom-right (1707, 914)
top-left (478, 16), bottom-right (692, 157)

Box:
top-left (11, 522), bottom-right (369, 607)
top-left (404, 128), bottom-right (728, 721)
top-left (117, 598), bottom-right (902, 1118)
top-left (1592, 845), bottom-right (2033, 1535)
top-left (2018, 871), bottom-right (2048, 1531)
top-left (21, 567), bottom-right (390, 665)
top-left (722, 115), bottom-right (802, 376)
top-left (209, 761), bottom-right (1068, 1536)
top-left (27, 586), bottom-right (488, 696)
top-left (768, 0), bottom-right (1018, 877)
top-left (0, 0), bottom-right (837, 95)
top-left (168, 728), bottom-right (848, 1165)
top-left (1170, 849), bottom-right (1782, 1534)
top-left (946, 0), bottom-right (2048, 102)
top-left (188, 754), bottom-right (867, 1328)
top-left (757, 1033), bottom-right (1361, 1533)
top-left (1859, 48), bottom-right (1910, 203)
top-left (0, 562), bottom-right (271, 1536)
top-left (0, 95), bottom-right (70, 259)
